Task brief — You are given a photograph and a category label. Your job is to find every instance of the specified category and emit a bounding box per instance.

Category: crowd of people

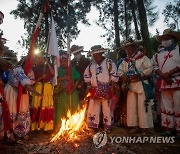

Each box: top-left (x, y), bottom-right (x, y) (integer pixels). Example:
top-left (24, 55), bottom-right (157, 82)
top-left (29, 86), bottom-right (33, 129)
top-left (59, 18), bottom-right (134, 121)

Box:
top-left (0, 28), bottom-right (179, 144)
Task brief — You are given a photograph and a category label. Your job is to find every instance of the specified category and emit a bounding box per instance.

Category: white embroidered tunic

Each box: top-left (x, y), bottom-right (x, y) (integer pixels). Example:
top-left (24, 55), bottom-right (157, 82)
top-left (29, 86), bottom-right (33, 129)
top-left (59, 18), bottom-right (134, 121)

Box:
top-left (84, 58), bottom-right (118, 86)
top-left (8, 66), bottom-right (33, 87)
top-left (153, 44), bottom-right (180, 90)
top-left (118, 51), bottom-right (153, 93)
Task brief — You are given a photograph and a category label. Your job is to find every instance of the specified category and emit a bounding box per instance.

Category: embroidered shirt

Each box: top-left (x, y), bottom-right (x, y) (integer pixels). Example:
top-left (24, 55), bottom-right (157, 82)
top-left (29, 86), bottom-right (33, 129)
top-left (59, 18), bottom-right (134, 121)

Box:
top-left (84, 58), bottom-right (118, 87)
top-left (118, 51), bottom-right (153, 93)
top-left (153, 44), bottom-right (180, 90)
top-left (8, 66), bottom-right (31, 87)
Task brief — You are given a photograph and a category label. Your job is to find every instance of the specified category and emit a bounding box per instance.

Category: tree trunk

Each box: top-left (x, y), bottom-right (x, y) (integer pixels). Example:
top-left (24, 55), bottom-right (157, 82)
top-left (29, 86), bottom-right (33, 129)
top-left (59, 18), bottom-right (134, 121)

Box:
top-left (124, 0), bottom-right (128, 41)
top-left (136, 0), bottom-right (152, 57)
top-left (130, 0), bottom-right (141, 40)
top-left (113, 0), bottom-right (120, 55)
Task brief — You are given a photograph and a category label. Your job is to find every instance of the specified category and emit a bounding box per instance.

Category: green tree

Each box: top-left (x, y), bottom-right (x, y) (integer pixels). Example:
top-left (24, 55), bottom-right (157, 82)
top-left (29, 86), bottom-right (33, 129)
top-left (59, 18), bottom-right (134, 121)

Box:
top-left (162, 0), bottom-right (180, 30)
top-left (150, 36), bottom-right (159, 55)
top-left (2, 46), bottom-right (18, 64)
top-left (144, 0), bottom-right (159, 27)
top-left (10, 0), bottom-right (92, 50)
top-left (136, 0), bottom-right (152, 57)
top-left (93, 0), bottom-right (158, 53)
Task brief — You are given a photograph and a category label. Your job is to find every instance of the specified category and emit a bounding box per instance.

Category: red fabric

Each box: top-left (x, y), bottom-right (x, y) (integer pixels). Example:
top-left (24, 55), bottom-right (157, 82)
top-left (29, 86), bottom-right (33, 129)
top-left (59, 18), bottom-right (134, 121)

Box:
top-left (31, 107), bottom-right (54, 123)
top-left (124, 52), bottom-right (145, 62)
top-left (160, 50), bottom-right (172, 71)
top-left (87, 87), bottom-right (113, 100)
top-left (17, 27), bottom-right (40, 113)
top-left (40, 108), bottom-right (54, 122)
top-left (43, 0), bottom-right (49, 13)
top-left (156, 78), bottom-right (162, 91)
top-left (31, 107), bottom-right (40, 123)
top-left (66, 63), bottom-right (73, 93)
top-left (0, 87), bottom-right (12, 133)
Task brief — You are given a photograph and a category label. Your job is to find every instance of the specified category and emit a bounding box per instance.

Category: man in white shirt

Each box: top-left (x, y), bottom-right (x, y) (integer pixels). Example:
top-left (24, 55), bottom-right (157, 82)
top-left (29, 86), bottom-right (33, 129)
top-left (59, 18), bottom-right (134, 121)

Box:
top-left (84, 45), bottom-right (118, 132)
top-left (154, 29), bottom-right (180, 137)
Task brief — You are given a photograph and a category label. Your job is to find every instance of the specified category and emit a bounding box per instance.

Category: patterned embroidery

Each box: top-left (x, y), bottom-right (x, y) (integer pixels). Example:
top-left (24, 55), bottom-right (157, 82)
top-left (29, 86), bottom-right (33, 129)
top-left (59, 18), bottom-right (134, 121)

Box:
top-left (88, 114), bottom-right (96, 122)
top-left (175, 121), bottom-right (180, 129)
top-left (104, 116), bottom-right (108, 124)
top-left (94, 81), bottom-right (110, 99)
top-left (9, 67), bottom-right (30, 87)
top-left (96, 66), bottom-right (103, 75)
top-left (161, 108), bottom-right (174, 115)
top-left (164, 53), bottom-right (173, 59)
top-left (164, 118), bottom-right (171, 127)
top-left (175, 79), bottom-right (180, 86)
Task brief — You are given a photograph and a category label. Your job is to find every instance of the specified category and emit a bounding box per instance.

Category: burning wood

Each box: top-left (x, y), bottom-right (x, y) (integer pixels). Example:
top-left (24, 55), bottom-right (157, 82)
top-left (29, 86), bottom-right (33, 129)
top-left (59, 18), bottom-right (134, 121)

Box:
top-left (51, 105), bottom-right (91, 143)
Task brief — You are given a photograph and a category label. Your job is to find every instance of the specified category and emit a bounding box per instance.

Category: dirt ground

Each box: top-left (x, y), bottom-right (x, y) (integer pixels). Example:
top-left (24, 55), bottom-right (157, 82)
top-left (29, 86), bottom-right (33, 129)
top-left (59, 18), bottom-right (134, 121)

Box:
top-left (0, 125), bottom-right (179, 154)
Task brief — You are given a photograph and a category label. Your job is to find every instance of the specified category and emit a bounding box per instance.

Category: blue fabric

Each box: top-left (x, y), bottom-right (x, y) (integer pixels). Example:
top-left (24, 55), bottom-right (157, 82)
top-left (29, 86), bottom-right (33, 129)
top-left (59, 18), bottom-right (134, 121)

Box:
top-left (117, 58), bottom-right (124, 67)
top-left (8, 67), bottom-right (30, 87)
top-left (0, 70), bottom-right (10, 84)
top-left (164, 43), bottom-right (177, 51)
top-left (142, 81), bottom-right (155, 100)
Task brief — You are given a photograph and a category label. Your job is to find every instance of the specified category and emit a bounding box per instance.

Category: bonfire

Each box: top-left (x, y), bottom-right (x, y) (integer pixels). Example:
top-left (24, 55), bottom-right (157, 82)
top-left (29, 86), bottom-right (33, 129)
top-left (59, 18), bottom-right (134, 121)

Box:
top-left (51, 104), bottom-right (91, 143)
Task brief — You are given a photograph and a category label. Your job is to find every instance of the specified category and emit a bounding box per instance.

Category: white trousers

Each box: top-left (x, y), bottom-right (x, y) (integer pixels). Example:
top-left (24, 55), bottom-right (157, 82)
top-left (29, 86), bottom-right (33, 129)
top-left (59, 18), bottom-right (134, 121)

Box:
top-left (161, 89), bottom-right (180, 132)
top-left (86, 98), bottom-right (111, 128)
top-left (127, 90), bottom-right (154, 128)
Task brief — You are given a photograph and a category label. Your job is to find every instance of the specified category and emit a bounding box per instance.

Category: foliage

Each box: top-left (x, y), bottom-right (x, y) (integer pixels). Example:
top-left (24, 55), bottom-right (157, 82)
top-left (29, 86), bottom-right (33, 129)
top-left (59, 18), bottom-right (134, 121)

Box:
top-left (2, 46), bottom-right (18, 64)
top-left (162, 0), bottom-right (180, 30)
top-left (10, 0), bottom-right (92, 51)
top-left (144, 0), bottom-right (159, 27)
top-left (92, 0), bottom-right (158, 47)
top-left (150, 36), bottom-right (159, 55)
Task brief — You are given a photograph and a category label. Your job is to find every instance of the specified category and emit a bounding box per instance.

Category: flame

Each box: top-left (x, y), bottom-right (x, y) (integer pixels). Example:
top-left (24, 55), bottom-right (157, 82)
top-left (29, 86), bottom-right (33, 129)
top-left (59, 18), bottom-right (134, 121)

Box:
top-left (51, 105), bottom-right (88, 142)
top-left (86, 92), bottom-right (91, 98)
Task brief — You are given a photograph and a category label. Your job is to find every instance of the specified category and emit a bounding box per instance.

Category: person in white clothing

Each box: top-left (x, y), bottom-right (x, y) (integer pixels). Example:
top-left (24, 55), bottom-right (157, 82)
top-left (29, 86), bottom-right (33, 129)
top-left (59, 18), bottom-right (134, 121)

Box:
top-left (118, 40), bottom-right (154, 134)
top-left (154, 29), bottom-right (180, 137)
top-left (84, 45), bottom-right (119, 132)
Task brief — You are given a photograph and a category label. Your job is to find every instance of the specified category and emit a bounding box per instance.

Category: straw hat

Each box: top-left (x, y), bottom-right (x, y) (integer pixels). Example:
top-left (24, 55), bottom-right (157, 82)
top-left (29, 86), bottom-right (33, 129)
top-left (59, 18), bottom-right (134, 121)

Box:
top-left (121, 39), bottom-right (142, 49)
top-left (70, 45), bottom-right (84, 54)
top-left (156, 28), bottom-right (180, 42)
top-left (87, 45), bottom-right (106, 56)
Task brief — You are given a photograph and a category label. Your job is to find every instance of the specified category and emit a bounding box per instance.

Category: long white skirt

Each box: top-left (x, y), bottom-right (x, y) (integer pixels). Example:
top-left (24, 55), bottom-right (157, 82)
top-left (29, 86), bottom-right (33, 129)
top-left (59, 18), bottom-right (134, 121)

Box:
top-left (5, 84), bottom-right (30, 138)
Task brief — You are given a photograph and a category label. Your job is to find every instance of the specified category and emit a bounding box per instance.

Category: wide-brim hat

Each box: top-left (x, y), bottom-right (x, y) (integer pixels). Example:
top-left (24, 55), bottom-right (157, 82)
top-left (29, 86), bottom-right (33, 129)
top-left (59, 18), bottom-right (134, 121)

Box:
top-left (156, 28), bottom-right (180, 42)
top-left (70, 45), bottom-right (84, 54)
top-left (121, 39), bottom-right (142, 50)
top-left (87, 45), bottom-right (106, 56)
